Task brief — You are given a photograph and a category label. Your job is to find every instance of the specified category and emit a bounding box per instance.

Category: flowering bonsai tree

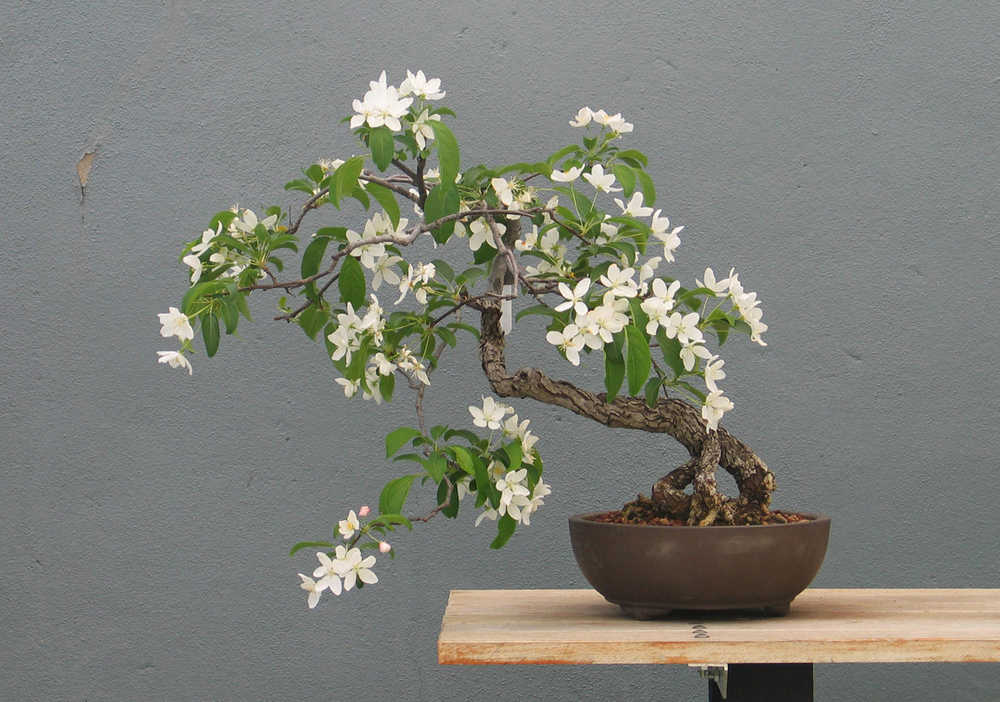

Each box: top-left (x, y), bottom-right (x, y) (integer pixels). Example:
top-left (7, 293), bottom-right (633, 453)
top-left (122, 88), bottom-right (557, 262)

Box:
top-left (156, 71), bottom-right (775, 609)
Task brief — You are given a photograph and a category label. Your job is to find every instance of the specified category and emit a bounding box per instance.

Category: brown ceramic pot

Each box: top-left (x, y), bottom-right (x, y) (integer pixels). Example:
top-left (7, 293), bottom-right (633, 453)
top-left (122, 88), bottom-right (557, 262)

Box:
top-left (569, 512), bottom-right (831, 619)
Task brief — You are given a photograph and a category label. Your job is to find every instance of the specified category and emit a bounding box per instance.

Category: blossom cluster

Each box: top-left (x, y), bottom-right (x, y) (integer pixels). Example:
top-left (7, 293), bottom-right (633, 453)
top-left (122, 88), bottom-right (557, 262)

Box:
top-left (466, 397), bottom-right (550, 526)
top-left (298, 505), bottom-right (389, 609)
top-left (350, 70), bottom-right (446, 150)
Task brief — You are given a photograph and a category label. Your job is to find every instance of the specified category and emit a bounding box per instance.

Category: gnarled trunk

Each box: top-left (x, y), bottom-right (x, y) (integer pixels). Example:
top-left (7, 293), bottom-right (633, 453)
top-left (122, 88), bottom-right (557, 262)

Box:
top-left (476, 219), bottom-right (776, 525)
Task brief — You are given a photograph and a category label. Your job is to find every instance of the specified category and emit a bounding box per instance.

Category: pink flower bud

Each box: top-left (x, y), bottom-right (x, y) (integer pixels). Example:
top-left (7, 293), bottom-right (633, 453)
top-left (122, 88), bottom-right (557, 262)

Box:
top-left (358, 505), bottom-right (371, 517)
top-left (379, 541), bottom-right (391, 553)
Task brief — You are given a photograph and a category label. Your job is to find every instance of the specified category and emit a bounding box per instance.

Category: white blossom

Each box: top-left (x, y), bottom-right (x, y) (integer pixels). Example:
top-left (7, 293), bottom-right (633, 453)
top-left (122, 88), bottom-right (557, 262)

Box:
top-left (398, 351), bottom-right (430, 386)
top-left (680, 340), bottom-right (712, 371)
top-left (298, 574), bottom-right (325, 609)
top-left (545, 324), bottom-right (585, 365)
top-left (335, 377), bottom-right (361, 398)
top-left (650, 210), bottom-right (682, 261)
top-left (350, 71), bottom-right (413, 132)
top-left (614, 192), bottom-right (653, 218)
top-left (230, 208), bottom-right (277, 237)
top-left (337, 546), bottom-right (378, 590)
top-left (662, 311), bottom-right (704, 345)
top-left (582, 164), bottom-right (621, 193)
top-left (182, 254), bottom-right (204, 284)
top-left (336, 546), bottom-right (378, 591)
top-left (697, 267), bottom-right (731, 297)
top-left (156, 350), bottom-right (193, 375)
top-left (491, 177), bottom-right (516, 207)
top-left (361, 366), bottom-right (384, 404)
top-left (158, 307), bottom-right (194, 342)
top-left (312, 552), bottom-right (344, 596)
top-left (327, 325), bottom-right (360, 364)
top-left (369, 253), bottom-right (402, 290)
top-left (469, 396), bottom-right (511, 430)
top-left (338, 510), bottom-right (360, 539)
top-left (704, 356), bottom-right (726, 393)
top-left (554, 278), bottom-right (591, 316)
top-left (475, 507), bottom-right (498, 526)
top-left (496, 469), bottom-right (530, 521)
top-left (371, 352), bottom-right (396, 376)
top-left (702, 390), bottom-right (734, 431)
top-left (638, 257), bottom-right (662, 294)
top-left (550, 166), bottom-right (583, 182)
top-left (190, 223), bottom-right (221, 256)
top-left (520, 480), bottom-right (552, 526)
top-left (399, 69), bottom-right (445, 100)
top-left (599, 264), bottom-right (638, 298)
top-left (411, 109), bottom-right (441, 149)
top-left (640, 278), bottom-right (681, 334)
top-left (467, 219), bottom-right (497, 251)
top-left (569, 107), bottom-right (593, 127)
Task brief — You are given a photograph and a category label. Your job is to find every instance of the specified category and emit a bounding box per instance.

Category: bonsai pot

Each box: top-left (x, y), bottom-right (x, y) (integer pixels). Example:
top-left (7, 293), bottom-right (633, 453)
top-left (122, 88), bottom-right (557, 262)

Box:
top-left (569, 512), bottom-right (831, 619)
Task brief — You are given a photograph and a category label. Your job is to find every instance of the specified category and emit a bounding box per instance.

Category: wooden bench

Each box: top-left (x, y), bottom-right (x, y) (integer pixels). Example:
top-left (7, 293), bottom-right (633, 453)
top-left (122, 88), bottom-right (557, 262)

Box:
top-left (438, 589), bottom-right (1000, 701)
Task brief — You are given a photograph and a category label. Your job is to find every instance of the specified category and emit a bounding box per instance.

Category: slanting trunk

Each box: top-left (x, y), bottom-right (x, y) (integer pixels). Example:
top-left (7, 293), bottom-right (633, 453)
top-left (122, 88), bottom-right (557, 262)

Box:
top-left (476, 219), bottom-right (776, 525)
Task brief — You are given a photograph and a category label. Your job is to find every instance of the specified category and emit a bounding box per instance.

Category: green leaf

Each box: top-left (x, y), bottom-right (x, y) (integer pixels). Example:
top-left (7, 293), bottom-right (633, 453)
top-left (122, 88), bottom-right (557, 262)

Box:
top-left (297, 305), bottom-right (328, 340)
top-left (369, 126), bottom-right (395, 172)
top-left (437, 479), bottom-right (460, 518)
top-left (435, 326), bottom-right (457, 347)
top-left (202, 312), bottom-right (220, 357)
top-left (379, 474), bottom-right (418, 515)
top-left (385, 427), bottom-right (423, 458)
top-left (379, 373), bottom-right (395, 402)
top-left (332, 156), bottom-right (364, 207)
top-left (503, 441), bottom-right (522, 472)
top-left (181, 280), bottom-right (228, 316)
top-left (428, 120), bottom-right (460, 184)
top-left (474, 460), bottom-right (499, 509)
top-left (490, 514), bottom-right (517, 549)
top-left (644, 376), bottom-right (662, 408)
top-left (448, 322), bottom-right (480, 340)
top-left (613, 164), bottom-right (636, 198)
top-left (365, 182), bottom-right (400, 229)
top-left (235, 291), bottom-right (252, 321)
top-left (546, 143), bottom-right (583, 166)
top-left (615, 149), bottom-right (649, 168)
top-left (430, 259), bottom-right (455, 281)
top-left (424, 183), bottom-right (459, 244)
top-left (370, 513), bottom-right (413, 530)
top-left (348, 184), bottom-right (370, 209)
top-left (656, 329), bottom-right (686, 378)
top-left (305, 163), bottom-right (325, 183)
top-left (221, 296), bottom-right (239, 334)
top-left (603, 336), bottom-right (625, 402)
top-left (516, 304), bottom-right (559, 322)
top-left (449, 445), bottom-right (476, 475)
top-left (634, 169), bottom-right (656, 206)
top-left (301, 234), bottom-right (333, 300)
top-left (422, 453), bottom-right (447, 483)
top-left (284, 179), bottom-right (314, 195)
top-left (338, 255), bottom-right (365, 307)
top-left (625, 324), bottom-right (651, 396)
top-left (675, 380), bottom-right (707, 403)
top-left (289, 540), bottom-right (334, 557)
top-left (628, 297), bottom-right (649, 337)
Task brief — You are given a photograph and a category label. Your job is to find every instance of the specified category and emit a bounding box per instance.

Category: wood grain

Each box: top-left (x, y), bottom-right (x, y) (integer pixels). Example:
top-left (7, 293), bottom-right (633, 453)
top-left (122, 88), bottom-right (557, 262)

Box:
top-left (437, 589), bottom-right (1000, 665)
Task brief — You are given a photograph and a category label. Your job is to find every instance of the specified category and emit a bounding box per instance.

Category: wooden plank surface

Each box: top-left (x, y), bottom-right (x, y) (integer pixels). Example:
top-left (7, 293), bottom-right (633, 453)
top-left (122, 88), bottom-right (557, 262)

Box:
top-left (438, 589), bottom-right (1000, 665)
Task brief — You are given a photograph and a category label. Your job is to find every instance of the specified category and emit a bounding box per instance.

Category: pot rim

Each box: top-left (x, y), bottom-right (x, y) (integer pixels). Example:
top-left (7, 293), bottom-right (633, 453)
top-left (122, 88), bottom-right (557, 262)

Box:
top-left (569, 511), bottom-right (830, 530)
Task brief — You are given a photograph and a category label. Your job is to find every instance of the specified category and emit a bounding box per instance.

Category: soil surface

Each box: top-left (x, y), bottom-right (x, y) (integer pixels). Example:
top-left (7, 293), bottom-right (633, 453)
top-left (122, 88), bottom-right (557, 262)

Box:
top-left (594, 494), bottom-right (811, 526)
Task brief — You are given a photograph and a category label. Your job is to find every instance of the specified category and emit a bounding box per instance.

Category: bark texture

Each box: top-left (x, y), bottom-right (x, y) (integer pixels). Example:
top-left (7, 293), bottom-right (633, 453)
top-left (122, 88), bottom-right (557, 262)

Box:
top-left (477, 219), bottom-right (777, 525)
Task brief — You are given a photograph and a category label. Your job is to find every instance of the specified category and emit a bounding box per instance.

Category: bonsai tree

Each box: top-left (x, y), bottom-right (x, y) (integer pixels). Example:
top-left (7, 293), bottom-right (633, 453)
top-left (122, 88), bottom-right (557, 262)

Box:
top-left (156, 70), bottom-right (775, 609)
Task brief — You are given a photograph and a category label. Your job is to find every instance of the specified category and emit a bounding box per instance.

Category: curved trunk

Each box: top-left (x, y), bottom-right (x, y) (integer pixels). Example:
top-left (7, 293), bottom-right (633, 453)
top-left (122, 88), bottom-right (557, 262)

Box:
top-left (476, 219), bottom-right (777, 525)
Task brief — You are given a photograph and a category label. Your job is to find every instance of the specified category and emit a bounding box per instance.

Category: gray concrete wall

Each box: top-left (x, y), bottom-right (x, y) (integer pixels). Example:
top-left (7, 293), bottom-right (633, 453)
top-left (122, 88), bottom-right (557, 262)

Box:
top-left (2, 1), bottom-right (998, 699)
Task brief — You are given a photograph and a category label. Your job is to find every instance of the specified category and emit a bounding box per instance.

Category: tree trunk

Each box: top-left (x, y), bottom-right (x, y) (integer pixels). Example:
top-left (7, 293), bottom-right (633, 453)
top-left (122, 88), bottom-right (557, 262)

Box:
top-left (476, 219), bottom-right (777, 525)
